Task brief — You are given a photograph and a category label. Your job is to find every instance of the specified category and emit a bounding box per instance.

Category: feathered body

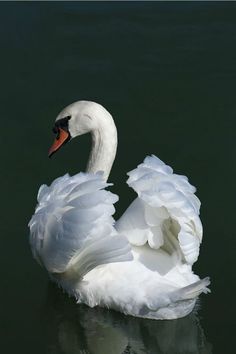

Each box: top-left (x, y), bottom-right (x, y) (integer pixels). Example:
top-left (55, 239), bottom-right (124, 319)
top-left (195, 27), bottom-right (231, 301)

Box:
top-left (29, 101), bottom-right (210, 320)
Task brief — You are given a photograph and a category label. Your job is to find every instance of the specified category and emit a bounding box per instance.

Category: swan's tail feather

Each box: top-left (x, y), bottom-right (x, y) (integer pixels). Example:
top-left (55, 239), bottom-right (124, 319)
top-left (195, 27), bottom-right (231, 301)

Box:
top-left (171, 277), bottom-right (211, 302)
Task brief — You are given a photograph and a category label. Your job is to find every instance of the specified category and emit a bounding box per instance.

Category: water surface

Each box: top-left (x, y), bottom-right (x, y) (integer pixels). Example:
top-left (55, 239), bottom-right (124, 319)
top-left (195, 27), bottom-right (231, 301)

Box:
top-left (1, 2), bottom-right (235, 353)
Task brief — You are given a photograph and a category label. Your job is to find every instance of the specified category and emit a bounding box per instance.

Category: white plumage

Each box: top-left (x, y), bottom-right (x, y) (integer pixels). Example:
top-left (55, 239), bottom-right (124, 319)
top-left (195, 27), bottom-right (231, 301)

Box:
top-left (29, 100), bottom-right (210, 320)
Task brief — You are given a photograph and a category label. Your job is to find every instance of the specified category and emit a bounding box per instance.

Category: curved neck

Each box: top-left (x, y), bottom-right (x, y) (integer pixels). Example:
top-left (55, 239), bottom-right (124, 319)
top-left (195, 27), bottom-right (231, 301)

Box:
top-left (86, 112), bottom-right (117, 181)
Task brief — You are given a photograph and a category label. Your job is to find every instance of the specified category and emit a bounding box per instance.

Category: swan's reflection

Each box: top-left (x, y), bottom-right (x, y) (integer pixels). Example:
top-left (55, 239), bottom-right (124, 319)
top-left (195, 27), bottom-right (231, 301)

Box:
top-left (44, 283), bottom-right (212, 354)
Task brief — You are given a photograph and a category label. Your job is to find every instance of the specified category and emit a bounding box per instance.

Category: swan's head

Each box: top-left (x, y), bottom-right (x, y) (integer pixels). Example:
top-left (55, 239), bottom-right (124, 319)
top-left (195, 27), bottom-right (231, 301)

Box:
top-left (48, 101), bottom-right (103, 157)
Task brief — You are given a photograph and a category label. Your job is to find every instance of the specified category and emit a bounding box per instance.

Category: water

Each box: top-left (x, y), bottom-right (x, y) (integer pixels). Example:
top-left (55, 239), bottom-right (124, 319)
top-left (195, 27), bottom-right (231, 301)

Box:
top-left (1, 2), bottom-right (235, 353)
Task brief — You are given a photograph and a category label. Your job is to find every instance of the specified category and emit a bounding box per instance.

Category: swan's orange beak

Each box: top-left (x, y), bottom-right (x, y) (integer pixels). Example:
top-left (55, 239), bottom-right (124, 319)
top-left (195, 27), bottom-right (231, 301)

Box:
top-left (48, 128), bottom-right (70, 157)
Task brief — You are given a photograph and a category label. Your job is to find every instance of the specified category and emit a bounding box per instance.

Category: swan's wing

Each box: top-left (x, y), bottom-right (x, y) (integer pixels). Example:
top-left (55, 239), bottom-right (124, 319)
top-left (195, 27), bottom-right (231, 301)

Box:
top-left (29, 172), bottom-right (132, 277)
top-left (116, 155), bottom-right (202, 265)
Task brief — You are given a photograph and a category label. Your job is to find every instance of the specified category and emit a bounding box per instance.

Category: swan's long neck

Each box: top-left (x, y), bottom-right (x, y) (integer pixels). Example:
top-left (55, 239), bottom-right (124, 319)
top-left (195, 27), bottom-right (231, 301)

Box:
top-left (86, 110), bottom-right (117, 181)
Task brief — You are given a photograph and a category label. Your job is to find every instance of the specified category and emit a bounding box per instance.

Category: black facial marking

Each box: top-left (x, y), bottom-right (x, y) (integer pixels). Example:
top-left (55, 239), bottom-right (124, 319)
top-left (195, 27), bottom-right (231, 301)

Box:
top-left (52, 116), bottom-right (71, 135)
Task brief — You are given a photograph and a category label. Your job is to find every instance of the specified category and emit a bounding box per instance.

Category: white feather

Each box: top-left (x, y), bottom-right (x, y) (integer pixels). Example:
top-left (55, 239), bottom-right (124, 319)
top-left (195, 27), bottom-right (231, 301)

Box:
top-left (29, 172), bottom-right (132, 276)
top-left (29, 101), bottom-right (210, 320)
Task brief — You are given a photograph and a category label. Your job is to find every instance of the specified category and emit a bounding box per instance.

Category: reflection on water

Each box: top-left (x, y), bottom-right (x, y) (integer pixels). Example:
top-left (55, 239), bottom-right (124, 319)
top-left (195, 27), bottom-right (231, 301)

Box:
top-left (44, 283), bottom-right (212, 354)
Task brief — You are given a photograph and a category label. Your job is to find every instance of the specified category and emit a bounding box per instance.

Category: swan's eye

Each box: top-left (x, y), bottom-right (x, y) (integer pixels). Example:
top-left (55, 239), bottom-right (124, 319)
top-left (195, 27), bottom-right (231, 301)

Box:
top-left (52, 116), bottom-right (71, 135)
top-left (60, 116), bottom-right (71, 127)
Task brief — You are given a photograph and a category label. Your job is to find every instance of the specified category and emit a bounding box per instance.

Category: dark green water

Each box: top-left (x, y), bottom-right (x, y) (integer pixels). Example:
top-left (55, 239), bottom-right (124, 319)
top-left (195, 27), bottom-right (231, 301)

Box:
top-left (1, 2), bottom-right (235, 353)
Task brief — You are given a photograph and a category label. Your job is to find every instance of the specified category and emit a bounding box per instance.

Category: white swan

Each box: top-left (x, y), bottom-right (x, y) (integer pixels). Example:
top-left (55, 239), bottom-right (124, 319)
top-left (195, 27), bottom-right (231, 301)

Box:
top-left (29, 100), bottom-right (210, 320)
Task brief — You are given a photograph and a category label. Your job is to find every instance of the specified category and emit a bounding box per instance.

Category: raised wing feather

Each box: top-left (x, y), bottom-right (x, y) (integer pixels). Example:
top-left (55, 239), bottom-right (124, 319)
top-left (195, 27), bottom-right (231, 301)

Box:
top-left (116, 155), bottom-right (202, 265)
top-left (29, 172), bottom-right (132, 276)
